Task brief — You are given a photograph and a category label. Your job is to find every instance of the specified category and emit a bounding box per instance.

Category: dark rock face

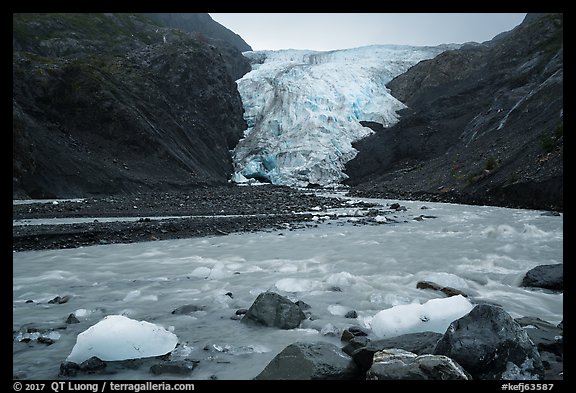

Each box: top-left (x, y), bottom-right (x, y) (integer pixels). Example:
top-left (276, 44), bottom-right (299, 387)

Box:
top-left (13, 13), bottom-right (248, 199)
top-left (254, 341), bottom-right (360, 380)
top-left (366, 349), bottom-right (471, 380)
top-left (241, 292), bottom-right (306, 329)
top-left (433, 304), bottom-right (544, 380)
top-left (346, 13), bottom-right (563, 212)
top-left (521, 264), bottom-right (563, 291)
top-left (141, 13), bottom-right (251, 81)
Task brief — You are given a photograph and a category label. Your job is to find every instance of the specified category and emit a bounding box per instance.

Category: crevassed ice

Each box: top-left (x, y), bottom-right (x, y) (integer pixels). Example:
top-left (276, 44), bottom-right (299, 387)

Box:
top-left (232, 45), bottom-right (456, 187)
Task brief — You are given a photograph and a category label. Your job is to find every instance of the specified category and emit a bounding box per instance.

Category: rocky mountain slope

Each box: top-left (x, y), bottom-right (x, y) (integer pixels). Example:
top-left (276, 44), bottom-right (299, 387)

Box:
top-left (141, 13), bottom-right (252, 80)
top-left (13, 13), bottom-right (250, 198)
top-left (345, 13), bottom-right (563, 211)
top-left (142, 13), bottom-right (252, 53)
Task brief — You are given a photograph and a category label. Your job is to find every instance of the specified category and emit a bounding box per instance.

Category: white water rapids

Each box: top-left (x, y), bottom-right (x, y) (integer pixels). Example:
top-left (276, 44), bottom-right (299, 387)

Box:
top-left (13, 195), bottom-right (563, 380)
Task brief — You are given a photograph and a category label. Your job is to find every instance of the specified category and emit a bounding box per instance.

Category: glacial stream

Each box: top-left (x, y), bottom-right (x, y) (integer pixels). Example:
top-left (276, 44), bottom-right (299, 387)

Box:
top-left (13, 196), bottom-right (563, 380)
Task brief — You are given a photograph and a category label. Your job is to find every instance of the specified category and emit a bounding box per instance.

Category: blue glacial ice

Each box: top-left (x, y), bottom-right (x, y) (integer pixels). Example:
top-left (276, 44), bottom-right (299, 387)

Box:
top-left (232, 45), bottom-right (457, 187)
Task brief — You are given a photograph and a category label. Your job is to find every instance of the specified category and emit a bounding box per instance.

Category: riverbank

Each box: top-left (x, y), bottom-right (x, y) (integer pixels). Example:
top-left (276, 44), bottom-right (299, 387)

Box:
top-left (13, 185), bottom-right (378, 252)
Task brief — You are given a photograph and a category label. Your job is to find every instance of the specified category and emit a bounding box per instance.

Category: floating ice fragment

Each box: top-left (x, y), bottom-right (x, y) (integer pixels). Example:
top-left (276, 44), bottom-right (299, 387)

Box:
top-left (73, 308), bottom-right (93, 318)
top-left (66, 315), bottom-right (178, 363)
top-left (327, 304), bottom-right (349, 316)
top-left (371, 295), bottom-right (474, 339)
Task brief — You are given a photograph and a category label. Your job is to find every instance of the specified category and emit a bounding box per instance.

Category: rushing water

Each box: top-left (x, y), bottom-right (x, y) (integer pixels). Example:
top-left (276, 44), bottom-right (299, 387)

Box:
top-left (13, 196), bottom-right (563, 380)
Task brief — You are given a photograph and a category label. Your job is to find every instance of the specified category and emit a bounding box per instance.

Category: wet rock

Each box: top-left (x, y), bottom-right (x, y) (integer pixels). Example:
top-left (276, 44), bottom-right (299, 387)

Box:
top-left (66, 313), bottom-right (80, 324)
top-left (295, 300), bottom-right (311, 310)
top-left (366, 348), bottom-right (470, 380)
top-left (347, 325), bottom-right (369, 336)
top-left (60, 357), bottom-right (108, 377)
top-left (150, 361), bottom-right (196, 375)
top-left (254, 341), bottom-right (360, 380)
top-left (539, 351), bottom-right (563, 380)
top-left (14, 326), bottom-right (62, 345)
top-left (342, 336), bottom-right (371, 354)
top-left (521, 264), bottom-right (563, 291)
top-left (416, 280), bottom-right (468, 297)
top-left (37, 336), bottom-right (56, 345)
top-left (79, 356), bottom-right (107, 374)
top-left (241, 291), bottom-right (306, 329)
top-left (48, 295), bottom-right (71, 304)
top-left (433, 304), bottom-right (544, 380)
top-left (341, 325), bottom-right (369, 342)
top-left (171, 304), bottom-right (206, 314)
top-left (515, 316), bottom-right (563, 356)
top-left (346, 332), bottom-right (444, 373)
top-left (59, 361), bottom-right (81, 377)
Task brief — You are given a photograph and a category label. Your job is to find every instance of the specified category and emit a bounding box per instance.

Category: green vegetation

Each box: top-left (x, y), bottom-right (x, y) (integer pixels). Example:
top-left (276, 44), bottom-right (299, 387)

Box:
top-left (13, 13), bottom-right (159, 49)
top-left (484, 156), bottom-right (497, 171)
top-left (465, 173), bottom-right (478, 185)
top-left (554, 122), bottom-right (563, 138)
top-left (540, 123), bottom-right (563, 153)
top-left (463, 156), bottom-right (498, 185)
top-left (536, 14), bottom-right (563, 56)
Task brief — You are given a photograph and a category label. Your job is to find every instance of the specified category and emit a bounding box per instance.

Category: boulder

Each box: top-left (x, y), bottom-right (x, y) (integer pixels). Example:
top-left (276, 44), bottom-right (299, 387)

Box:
top-left (366, 348), bottom-right (471, 380)
top-left (416, 280), bottom-right (468, 297)
top-left (254, 341), bottom-right (360, 380)
top-left (433, 304), bottom-right (544, 380)
top-left (346, 332), bottom-right (444, 372)
top-left (241, 292), bottom-right (306, 329)
top-left (521, 264), bottom-right (563, 291)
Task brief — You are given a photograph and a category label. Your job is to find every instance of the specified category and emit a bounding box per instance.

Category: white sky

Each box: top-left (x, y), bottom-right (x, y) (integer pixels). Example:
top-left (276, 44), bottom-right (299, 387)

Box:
top-left (209, 13), bottom-right (527, 51)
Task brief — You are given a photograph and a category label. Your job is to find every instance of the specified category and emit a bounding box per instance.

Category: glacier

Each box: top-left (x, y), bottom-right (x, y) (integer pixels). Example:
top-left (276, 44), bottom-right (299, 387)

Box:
top-left (232, 44), bottom-right (457, 187)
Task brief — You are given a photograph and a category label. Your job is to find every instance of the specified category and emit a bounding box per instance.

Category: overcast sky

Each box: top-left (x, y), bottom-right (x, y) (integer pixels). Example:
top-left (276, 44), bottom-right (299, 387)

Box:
top-left (209, 13), bottom-right (527, 51)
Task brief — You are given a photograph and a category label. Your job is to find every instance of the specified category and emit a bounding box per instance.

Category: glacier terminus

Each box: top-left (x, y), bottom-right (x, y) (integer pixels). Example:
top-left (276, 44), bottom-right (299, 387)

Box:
top-left (232, 44), bottom-right (458, 187)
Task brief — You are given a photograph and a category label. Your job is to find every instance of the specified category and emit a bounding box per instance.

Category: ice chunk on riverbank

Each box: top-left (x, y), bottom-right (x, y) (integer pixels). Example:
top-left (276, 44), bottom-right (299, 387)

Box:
top-left (371, 295), bottom-right (474, 339)
top-left (66, 315), bottom-right (178, 363)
